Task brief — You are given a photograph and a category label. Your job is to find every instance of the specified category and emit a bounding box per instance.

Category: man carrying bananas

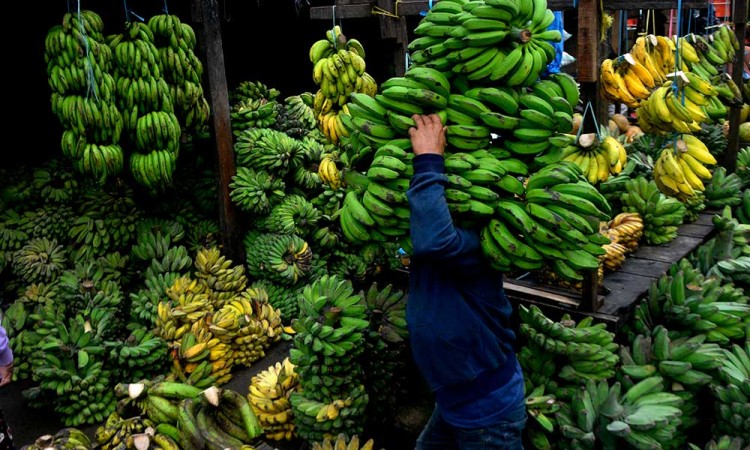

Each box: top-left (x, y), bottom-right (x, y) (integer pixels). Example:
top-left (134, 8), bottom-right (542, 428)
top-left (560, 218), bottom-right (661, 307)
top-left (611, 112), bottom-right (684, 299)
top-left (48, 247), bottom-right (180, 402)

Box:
top-left (406, 114), bottom-right (526, 449)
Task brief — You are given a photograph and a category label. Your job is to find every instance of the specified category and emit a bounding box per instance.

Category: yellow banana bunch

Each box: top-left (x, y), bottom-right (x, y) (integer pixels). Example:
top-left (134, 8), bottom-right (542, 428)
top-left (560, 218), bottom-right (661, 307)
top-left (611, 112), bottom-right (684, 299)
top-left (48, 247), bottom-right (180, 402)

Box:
top-left (600, 241), bottom-right (628, 272)
top-left (310, 27), bottom-right (377, 145)
top-left (630, 35), bottom-right (668, 84)
top-left (653, 136), bottom-right (716, 199)
top-left (605, 212), bottom-right (643, 253)
top-left (247, 357), bottom-right (299, 441)
top-left (561, 129), bottom-right (627, 184)
top-left (636, 85), bottom-right (707, 135)
top-left (600, 58), bottom-right (640, 108)
top-left (318, 155), bottom-right (342, 190)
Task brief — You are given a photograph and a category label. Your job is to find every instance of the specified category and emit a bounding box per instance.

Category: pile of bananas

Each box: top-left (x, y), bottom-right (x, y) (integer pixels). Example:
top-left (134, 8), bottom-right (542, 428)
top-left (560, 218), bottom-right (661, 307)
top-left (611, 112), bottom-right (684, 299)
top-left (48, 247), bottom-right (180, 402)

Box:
top-left (289, 275), bottom-right (370, 443)
top-left (194, 246), bottom-right (248, 308)
top-left (705, 167), bottom-right (745, 210)
top-left (561, 126), bottom-right (628, 184)
top-left (21, 428), bottom-right (94, 450)
top-left (519, 305), bottom-right (619, 385)
top-left (95, 411), bottom-right (164, 450)
top-left (10, 237), bottom-right (67, 284)
top-left (230, 81), bottom-right (280, 134)
top-left (555, 377), bottom-right (684, 449)
top-left (712, 343), bottom-right (750, 441)
top-left (109, 381), bottom-right (262, 449)
top-left (258, 194), bottom-right (322, 238)
top-left (604, 212), bottom-right (644, 253)
top-left (45, 11), bottom-right (125, 185)
top-left (482, 162), bottom-right (612, 281)
top-left (247, 357), bottom-right (299, 441)
top-left (147, 14), bottom-right (210, 133)
top-left (175, 323), bottom-right (235, 386)
top-left (109, 22), bottom-right (181, 192)
top-left (311, 433), bottom-right (378, 450)
top-left (637, 75), bottom-right (720, 135)
top-left (599, 54), bottom-right (656, 108)
top-left (653, 134), bottom-right (717, 198)
top-left (620, 177), bottom-right (686, 245)
top-left (26, 311), bottom-right (117, 426)
top-left (634, 258), bottom-right (749, 345)
top-left (310, 25), bottom-right (377, 145)
top-left (251, 279), bottom-right (304, 323)
top-left (277, 93), bottom-right (318, 138)
top-left (619, 327), bottom-right (724, 445)
top-left (689, 436), bottom-right (748, 450)
top-left (410, 0), bottom-right (562, 86)
top-left (244, 232), bottom-right (314, 285)
top-left (108, 328), bottom-right (170, 383)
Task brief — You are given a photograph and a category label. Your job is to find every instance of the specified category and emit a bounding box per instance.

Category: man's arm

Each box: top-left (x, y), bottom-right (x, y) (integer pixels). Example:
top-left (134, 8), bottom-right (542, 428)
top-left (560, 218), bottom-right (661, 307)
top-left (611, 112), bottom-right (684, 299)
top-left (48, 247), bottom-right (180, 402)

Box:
top-left (407, 114), bottom-right (484, 269)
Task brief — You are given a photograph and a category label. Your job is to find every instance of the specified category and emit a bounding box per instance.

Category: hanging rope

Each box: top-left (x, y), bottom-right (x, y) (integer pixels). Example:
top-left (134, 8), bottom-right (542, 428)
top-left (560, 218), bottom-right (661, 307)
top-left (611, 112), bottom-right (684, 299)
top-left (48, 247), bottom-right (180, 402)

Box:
top-left (372, 0), bottom-right (401, 19)
top-left (163, 0), bottom-right (169, 15)
top-left (77, 0), bottom-right (98, 102)
top-left (577, 101), bottom-right (601, 141)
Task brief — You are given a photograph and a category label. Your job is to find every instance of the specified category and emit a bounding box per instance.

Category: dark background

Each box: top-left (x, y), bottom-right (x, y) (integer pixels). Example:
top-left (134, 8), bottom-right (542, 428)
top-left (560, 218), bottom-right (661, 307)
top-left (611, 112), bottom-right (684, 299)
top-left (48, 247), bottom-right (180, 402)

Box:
top-left (5, 0), bottom-right (403, 169)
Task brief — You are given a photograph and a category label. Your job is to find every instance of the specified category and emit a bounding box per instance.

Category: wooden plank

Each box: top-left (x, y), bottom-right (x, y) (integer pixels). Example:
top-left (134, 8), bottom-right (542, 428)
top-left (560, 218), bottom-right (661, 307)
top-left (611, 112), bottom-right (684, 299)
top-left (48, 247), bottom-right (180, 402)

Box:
top-left (693, 211), bottom-right (719, 226)
top-left (603, 1), bottom-right (709, 9)
top-left (598, 271), bottom-right (654, 316)
top-left (723, 0), bottom-right (748, 173)
top-left (504, 280), bottom-right (580, 307)
top-left (196, 0), bottom-right (243, 263)
top-left (310, 4), bottom-right (373, 20)
top-left (630, 235), bottom-right (703, 263)
top-left (310, 1), bottom-right (430, 20)
top-left (678, 223), bottom-right (714, 239)
top-left (616, 257), bottom-right (671, 278)
top-left (576, 0), bottom-right (599, 83)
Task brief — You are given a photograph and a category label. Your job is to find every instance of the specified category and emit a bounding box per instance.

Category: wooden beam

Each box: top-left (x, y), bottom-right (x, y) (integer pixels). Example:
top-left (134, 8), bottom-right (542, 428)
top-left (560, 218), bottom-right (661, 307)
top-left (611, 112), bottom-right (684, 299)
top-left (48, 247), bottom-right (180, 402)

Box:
top-left (195, 0), bottom-right (243, 262)
top-left (602, 1), bottom-right (708, 9)
top-left (724, 2), bottom-right (748, 173)
top-left (576, 0), bottom-right (599, 83)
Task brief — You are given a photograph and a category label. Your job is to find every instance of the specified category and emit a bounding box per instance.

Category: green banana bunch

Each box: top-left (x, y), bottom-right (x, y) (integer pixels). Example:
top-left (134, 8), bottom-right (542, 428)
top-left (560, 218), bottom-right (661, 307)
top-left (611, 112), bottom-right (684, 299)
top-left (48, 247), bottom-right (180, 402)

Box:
top-left (736, 189), bottom-right (750, 224)
top-left (311, 433), bottom-right (377, 450)
top-left (620, 176), bottom-right (685, 245)
top-left (148, 13), bottom-right (210, 132)
top-left (711, 342), bottom-right (750, 441)
top-left (633, 258), bottom-right (750, 345)
top-left (230, 97), bottom-right (279, 135)
top-left (688, 207), bottom-right (750, 287)
top-left (23, 427), bottom-right (94, 450)
top-left (229, 167), bottom-right (287, 215)
top-left (234, 127), bottom-right (304, 178)
top-left (250, 280), bottom-right (303, 323)
top-left (290, 274), bottom-right (370, 443)
top-left (705, 167), bottom-right (744, 209)
top-left (523, 385), bottom-right (560, 450)
top-left (45, 11), bottom-right (125, 185)
top-left (243, 232), bottom-right (313, 285)
top-left (359, 282), bottom-right (410, 426)
top-left (10, 237), bottom-right (67, 284)
top-left (108, 328), bottom-right (170, 383)
top-left (258, 194), bottom-right (322, 238)
top-left (688, 436), bottom-right (748, 450)
top-left (484, 161), bottom-right (611, 280)
top-left (519, 306), bottom-right (619, 385)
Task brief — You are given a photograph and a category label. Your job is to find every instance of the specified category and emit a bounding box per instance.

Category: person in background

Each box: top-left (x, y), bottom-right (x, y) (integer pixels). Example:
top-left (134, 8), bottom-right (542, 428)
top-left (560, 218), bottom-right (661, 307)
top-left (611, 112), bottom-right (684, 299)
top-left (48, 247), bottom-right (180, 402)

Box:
top-left (0, 322), bottom-right (15, 450)
top-left (405, 113), bottom-right (526, 450)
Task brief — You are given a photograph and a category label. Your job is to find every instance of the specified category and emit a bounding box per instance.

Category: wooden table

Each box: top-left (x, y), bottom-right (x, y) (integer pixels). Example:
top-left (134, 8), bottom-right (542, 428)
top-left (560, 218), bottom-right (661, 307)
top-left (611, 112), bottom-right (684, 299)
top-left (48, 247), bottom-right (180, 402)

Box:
top-left (504, 210), bottom-right (718, 330)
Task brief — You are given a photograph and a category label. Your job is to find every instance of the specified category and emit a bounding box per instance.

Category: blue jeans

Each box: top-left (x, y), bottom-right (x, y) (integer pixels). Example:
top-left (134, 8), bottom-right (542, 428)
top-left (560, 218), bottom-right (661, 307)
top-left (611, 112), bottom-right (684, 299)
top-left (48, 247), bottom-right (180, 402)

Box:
top-left (415, 405), bottom-right (527, 450)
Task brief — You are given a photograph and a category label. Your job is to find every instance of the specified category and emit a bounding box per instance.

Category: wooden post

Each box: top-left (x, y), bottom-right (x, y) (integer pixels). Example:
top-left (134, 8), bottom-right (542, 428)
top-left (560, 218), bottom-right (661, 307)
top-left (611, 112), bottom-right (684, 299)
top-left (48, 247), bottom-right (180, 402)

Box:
top-left (724, 1), bottom-right (748, 173)
top-left (577, 0), bottom-right (608, 132)
top-left (193, 0), bottom-right (243, 262)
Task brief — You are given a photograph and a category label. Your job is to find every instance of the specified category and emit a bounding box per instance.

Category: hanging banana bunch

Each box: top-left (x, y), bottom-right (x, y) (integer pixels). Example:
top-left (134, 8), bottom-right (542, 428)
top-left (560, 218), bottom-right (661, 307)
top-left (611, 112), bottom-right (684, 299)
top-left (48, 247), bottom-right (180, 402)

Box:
top-left (310, 25), bottom-right (377, 145)
top-left (46, 10), bottom-right (125, 185)
top-left (110, 21), bottom-right (181, 193)
top-left (653, 135), bottom-right (716, 199)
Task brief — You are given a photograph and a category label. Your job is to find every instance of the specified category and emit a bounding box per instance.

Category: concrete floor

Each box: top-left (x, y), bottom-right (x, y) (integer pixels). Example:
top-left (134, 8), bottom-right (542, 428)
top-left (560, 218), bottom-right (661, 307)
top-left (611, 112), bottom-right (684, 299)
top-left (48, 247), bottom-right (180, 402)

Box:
top-left (1, 341), bottom-right (294, 448)
top-left (1, 340), bottom-right (428, 449)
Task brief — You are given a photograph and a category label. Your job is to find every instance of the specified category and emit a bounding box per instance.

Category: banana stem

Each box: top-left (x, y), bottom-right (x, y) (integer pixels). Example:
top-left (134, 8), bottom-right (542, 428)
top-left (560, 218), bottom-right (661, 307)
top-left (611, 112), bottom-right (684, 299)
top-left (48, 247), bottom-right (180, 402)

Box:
top-left (324, 307), bottom-right (342, 326)
top-left (509, 27), bottom-right (533, 44)
top-left (343, 169), bottom-right (370, 192)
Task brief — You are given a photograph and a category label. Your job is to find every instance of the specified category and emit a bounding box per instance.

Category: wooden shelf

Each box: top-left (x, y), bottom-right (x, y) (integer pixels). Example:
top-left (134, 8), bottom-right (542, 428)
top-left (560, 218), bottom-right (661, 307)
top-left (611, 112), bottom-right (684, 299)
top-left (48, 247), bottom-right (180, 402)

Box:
top-left (504, 209), bottom-right (719, 330)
